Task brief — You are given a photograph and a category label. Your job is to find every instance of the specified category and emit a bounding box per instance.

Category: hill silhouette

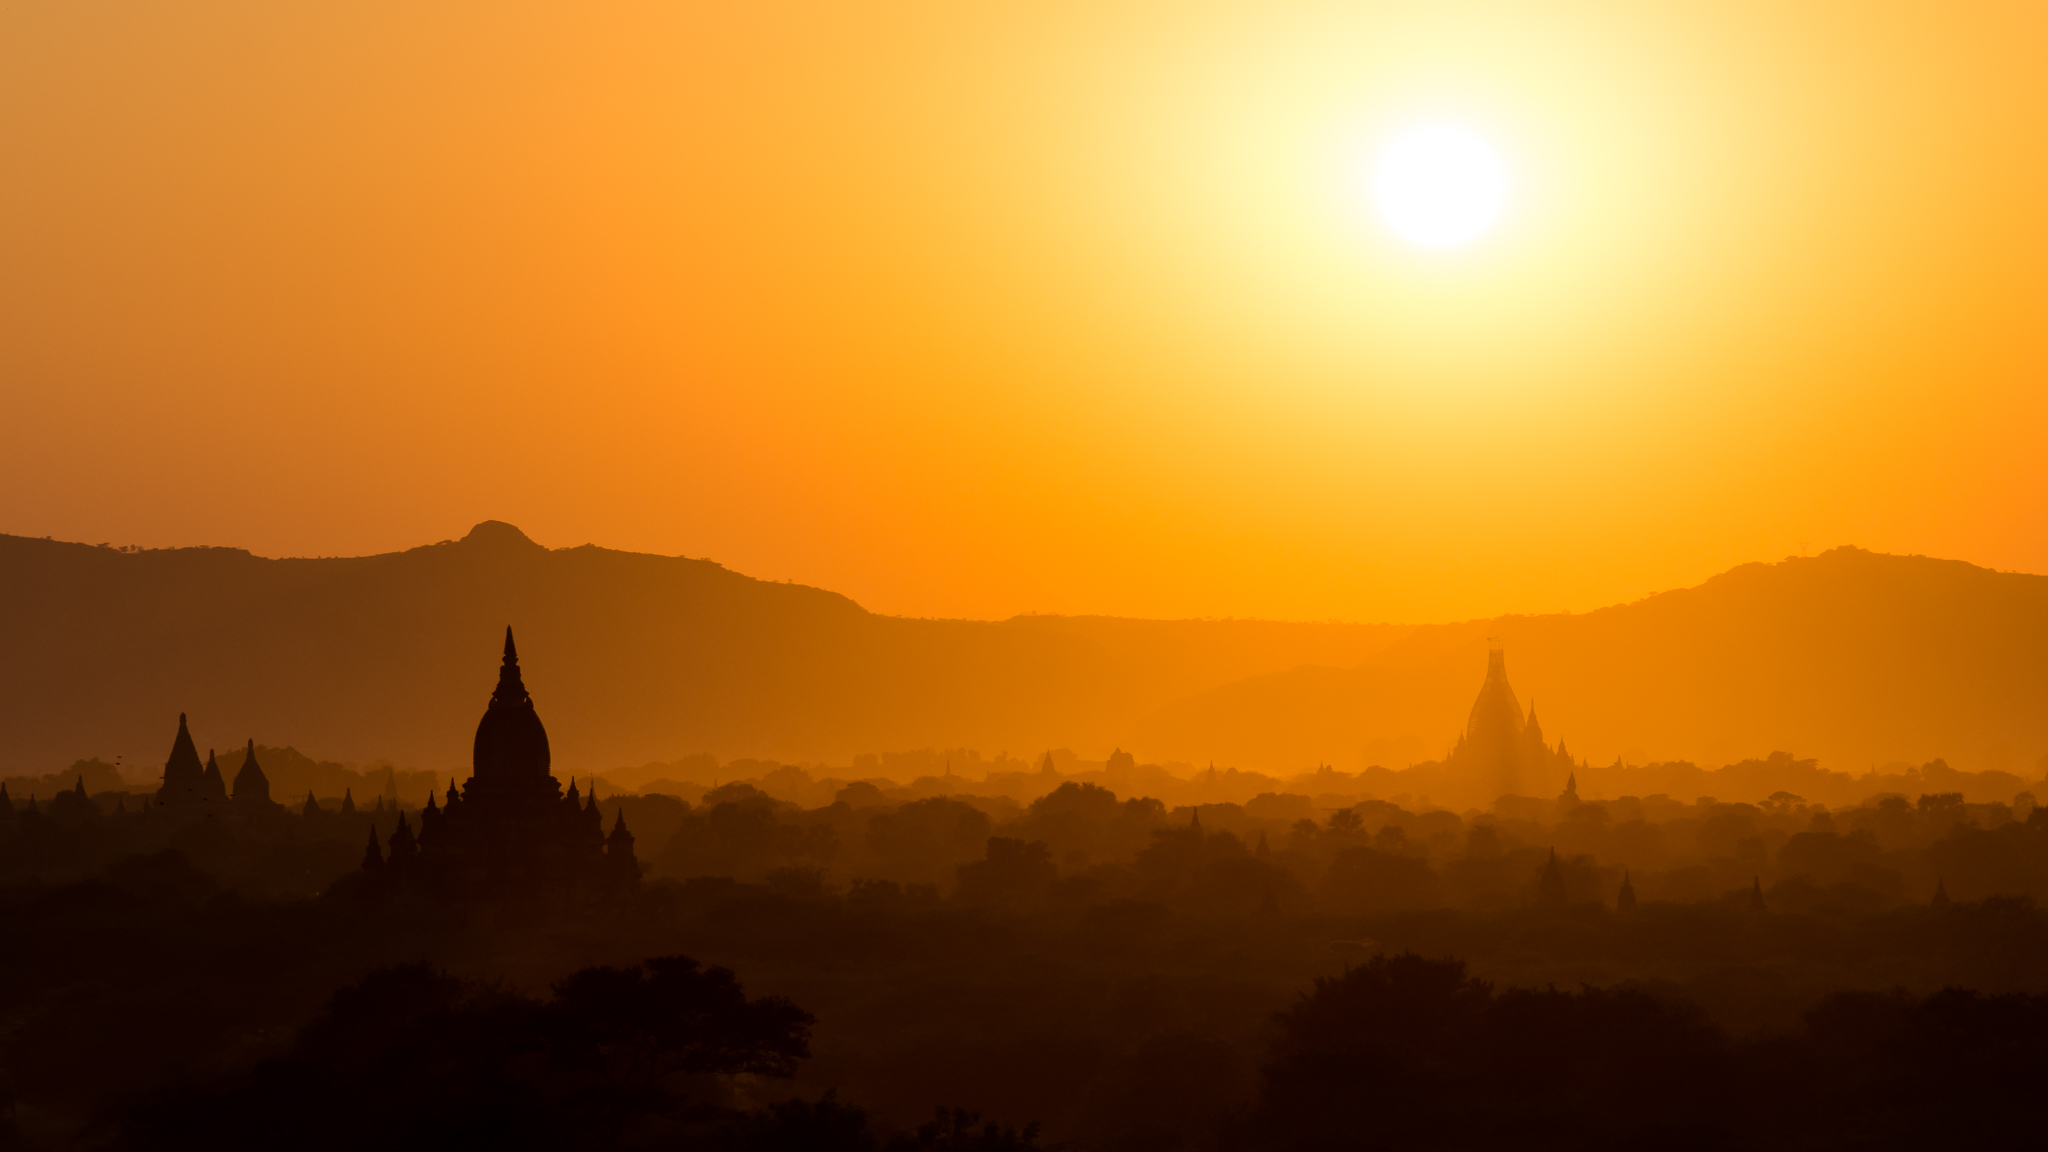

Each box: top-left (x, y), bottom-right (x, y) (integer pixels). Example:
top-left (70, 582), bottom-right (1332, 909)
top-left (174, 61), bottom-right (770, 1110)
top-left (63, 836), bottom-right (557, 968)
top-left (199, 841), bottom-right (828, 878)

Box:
top-left (1134, 547), bottom-right (2048, 781)
top-left (0, 522), bottom-right (1405, 775)
top-left (2, 526), bottom-right (2044, 781)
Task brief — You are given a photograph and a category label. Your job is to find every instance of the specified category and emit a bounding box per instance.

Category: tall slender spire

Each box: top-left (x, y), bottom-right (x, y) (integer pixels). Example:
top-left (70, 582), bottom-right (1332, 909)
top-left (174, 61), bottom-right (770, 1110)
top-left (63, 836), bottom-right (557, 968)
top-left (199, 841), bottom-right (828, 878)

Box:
top-left (496, 626), bottom-right (528, 705)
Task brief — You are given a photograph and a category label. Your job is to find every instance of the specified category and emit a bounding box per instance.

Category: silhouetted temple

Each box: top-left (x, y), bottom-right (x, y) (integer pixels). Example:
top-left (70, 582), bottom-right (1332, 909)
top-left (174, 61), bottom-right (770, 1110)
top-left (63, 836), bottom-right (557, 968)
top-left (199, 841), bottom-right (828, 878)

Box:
top-left (155, 715), bottom-right (251, 809)
top-left (365, 628), bottom-right (638, 900)
top-left (231, 739), bottom-right (278, 810)
top-left (1537, 848), bottom-right (1568, 908)
top-left (1444, 642), bottom-right (1581, 799)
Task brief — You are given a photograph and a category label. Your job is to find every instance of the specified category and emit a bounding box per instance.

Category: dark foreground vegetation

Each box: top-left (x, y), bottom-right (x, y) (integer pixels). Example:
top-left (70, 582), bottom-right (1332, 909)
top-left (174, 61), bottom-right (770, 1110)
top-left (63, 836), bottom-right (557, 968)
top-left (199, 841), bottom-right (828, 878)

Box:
top-left (68, 945), bottom-right (2048, 1152)
top-left (3, 850), bottom-right (2047, 1149)
top-left (5, 774), bottom-right (2048, 1149)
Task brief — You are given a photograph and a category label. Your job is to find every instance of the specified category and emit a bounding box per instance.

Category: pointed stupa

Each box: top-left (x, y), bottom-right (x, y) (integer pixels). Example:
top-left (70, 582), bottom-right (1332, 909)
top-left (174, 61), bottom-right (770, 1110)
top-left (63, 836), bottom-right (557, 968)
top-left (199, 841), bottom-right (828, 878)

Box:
top-left (388, 810), bottom-right (416, 861)
top-left (157, 713), bottom-right (208, 805)
top-left (1459, 641), bottom-right (1530, 799)
top-left (340, 788), bottom-right (356, 816)
top-left (201, 750), bottom-right (229, 804)
top-left (1616, 869), bottom-right (1637, 912)
top-left (1931, 878), bottom-right (1952, 908)
top-left (362, 825), bottom-right (384, 870)
top-left (0, 782), bottom-right (11, 813)
top-left (444, 776), bottom-right (462, 808)
top-left (564, 775), bottom-right (582, 809)
top-left (231, 740), bottom-right (274, 806)
top-left (1190, 805), bottom-right (1202, 831)
top-left (1255, 830), bottom-right (1271, 859)
top-left (1559, 771), bottom-right (1580, 810)
top-left (1747, 876), bottom-right (1768, 912)
top-left (302, 790), bottom-right (320, 818)
top-left (473, 626), bottom-right (551, 779)
top-left (1537, 847), bottom-right (1567, 908)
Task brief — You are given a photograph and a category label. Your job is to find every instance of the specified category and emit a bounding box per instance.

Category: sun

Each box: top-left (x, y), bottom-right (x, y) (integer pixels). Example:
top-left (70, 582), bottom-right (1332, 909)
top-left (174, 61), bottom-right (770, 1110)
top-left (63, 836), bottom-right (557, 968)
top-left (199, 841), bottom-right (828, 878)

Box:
top-left (1372, 126), bottom-right (1507, 248)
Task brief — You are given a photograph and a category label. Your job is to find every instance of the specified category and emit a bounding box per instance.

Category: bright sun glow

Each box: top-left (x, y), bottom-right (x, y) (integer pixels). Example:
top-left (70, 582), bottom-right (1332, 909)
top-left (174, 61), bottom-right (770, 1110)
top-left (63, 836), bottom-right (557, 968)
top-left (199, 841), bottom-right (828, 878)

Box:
top-left (1372, 126), bottom-right (1507, 248)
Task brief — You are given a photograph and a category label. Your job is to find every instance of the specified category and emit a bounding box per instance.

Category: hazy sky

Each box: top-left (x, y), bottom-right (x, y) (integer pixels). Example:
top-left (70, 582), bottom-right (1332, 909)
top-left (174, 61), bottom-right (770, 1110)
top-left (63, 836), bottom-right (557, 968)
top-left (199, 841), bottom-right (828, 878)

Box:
top-left (4, 2), bottom-right (2044, 622)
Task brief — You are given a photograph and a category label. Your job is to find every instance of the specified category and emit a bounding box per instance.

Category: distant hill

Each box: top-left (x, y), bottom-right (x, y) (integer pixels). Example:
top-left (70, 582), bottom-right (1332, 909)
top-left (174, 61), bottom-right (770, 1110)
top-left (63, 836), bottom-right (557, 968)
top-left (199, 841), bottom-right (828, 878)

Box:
top-left (1132, 548), bottom-right (2048, 782)
top-left (3, 526), bottom-right (2044, 783)
top-left (0, 522), bottom-right (1407, 775)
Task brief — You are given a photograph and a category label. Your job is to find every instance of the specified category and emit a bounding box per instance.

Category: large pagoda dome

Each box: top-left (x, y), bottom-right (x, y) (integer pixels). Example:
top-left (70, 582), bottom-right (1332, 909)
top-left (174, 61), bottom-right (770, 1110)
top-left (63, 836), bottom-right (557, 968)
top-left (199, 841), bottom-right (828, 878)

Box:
top-left (473, 626), bottom-right (552, 778)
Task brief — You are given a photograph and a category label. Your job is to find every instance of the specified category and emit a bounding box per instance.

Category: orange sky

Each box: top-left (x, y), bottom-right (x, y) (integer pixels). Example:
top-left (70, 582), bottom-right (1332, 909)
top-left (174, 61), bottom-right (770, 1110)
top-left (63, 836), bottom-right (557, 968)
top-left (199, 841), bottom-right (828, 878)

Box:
top-left (3, 1), bottom-right (2045, 622)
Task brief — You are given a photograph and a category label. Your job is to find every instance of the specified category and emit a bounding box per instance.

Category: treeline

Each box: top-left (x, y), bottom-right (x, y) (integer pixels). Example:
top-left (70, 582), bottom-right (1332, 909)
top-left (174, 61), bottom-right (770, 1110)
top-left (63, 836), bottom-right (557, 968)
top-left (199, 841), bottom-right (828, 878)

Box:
top-left (639, 777), bottom-right (2048, 913)
top-left (5, 825), bottom-right (2048, 1148)
top-left (605, 748), bottom-right (2048, 812)
top-left (3, 745), bottom-right (431, 819)
top-left (9, 768), bottom-right (2048, 913)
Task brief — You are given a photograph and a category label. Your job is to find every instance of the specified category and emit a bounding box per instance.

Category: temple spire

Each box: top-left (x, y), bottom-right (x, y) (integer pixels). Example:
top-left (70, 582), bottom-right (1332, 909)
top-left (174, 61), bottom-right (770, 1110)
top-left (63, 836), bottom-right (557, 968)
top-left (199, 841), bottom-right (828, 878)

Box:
top-left (202, 750), bottom-right (228, 804)
top-left (1537, 848), bottom-right (1567, 908)
top-left (493, 626), bottom-right (532, 706)
top-left (232, 739), bottom-right (273, 806)
top-left (474, 626), bottom-right (550, 777)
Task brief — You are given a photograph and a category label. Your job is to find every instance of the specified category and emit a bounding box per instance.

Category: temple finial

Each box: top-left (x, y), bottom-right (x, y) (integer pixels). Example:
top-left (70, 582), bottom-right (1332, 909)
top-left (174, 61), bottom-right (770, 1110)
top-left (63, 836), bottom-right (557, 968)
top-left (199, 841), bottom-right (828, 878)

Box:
top-left (504, 625), bottom-right (518, 663)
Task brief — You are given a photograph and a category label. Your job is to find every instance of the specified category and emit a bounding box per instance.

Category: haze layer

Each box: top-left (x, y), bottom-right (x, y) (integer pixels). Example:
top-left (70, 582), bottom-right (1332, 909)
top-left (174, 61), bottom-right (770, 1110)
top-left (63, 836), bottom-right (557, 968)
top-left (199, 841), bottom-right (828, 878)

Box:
top-left (5, 523), bottom-right (2043, 779)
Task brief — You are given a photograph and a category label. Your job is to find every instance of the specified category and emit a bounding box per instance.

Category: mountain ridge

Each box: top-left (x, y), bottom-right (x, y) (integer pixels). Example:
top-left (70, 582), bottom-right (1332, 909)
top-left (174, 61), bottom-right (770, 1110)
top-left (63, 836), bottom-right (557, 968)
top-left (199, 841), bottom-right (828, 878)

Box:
top-left (4, 526), bottom-right (2043, 780)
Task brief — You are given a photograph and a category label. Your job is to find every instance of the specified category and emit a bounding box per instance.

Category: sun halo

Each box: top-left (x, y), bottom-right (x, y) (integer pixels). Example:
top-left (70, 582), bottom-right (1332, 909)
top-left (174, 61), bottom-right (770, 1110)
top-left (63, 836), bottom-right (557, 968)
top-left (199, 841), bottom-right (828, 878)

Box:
top-left (1371, 125), bottom-right (1507, 248)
